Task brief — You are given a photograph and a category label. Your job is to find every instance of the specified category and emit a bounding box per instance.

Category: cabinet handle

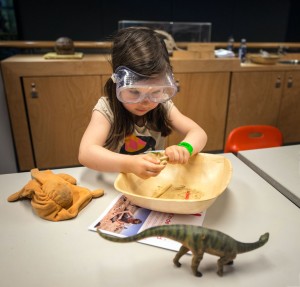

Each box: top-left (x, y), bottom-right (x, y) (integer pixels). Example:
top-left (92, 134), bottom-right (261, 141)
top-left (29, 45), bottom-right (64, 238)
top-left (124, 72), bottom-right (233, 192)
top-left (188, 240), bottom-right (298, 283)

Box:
top-left (287, 76), bottom-right (293, 88)
top-left (30, 83), bottom-right (38, 98)
top-left (175, 80), bottom-right (180, 92)
top-left (275, 76), bottom-right (281, 88)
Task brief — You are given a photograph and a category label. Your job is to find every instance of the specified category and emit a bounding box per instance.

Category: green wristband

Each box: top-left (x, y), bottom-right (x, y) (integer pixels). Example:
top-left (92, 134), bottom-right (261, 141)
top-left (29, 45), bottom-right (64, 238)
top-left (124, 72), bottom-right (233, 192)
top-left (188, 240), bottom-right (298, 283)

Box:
top-left (178, 142), bottom-right (194, 156)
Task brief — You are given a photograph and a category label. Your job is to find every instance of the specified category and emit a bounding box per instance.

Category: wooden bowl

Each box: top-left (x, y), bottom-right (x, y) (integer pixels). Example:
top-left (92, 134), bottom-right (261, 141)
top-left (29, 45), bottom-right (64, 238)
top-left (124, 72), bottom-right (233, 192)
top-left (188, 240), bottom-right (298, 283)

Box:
top-left (249, 54), bottom-right (280, 65)
top-left (114, 153), bottom-right (232, 214)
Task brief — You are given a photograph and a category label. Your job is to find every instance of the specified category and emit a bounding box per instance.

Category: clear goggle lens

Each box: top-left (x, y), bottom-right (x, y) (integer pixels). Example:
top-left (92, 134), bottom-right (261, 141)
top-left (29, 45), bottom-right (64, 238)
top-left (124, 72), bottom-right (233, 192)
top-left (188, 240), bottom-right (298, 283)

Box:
top-left (117, 86), bottom-right (176, 104)
top-left (112, 66), bottom-right (177, 104)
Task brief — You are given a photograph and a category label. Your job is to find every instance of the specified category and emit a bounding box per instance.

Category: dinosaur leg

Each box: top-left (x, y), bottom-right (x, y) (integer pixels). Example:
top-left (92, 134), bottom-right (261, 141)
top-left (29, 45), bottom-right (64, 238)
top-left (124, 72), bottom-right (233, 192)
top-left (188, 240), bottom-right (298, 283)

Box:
top-left (173, 245), bottom-right (189, 267)
top-left (217, 254), bottom-right (236, 276)
top-left (191, 252), bottom-right (204, 277)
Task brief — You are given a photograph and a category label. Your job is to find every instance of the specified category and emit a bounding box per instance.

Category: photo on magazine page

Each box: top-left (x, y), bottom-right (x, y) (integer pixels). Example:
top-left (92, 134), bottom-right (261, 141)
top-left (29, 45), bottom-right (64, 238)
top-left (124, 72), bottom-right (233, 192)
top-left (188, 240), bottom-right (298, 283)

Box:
top-left (92, 195), bottom-right (150, 236)
top-left (89, 195), bottom-right (206, 236)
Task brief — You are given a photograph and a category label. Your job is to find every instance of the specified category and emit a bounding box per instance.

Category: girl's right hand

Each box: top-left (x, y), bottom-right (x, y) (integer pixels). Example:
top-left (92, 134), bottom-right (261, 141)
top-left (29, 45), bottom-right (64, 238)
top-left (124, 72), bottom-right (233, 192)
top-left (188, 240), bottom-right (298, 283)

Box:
top-left (128, 154), bottom-right (166, 179)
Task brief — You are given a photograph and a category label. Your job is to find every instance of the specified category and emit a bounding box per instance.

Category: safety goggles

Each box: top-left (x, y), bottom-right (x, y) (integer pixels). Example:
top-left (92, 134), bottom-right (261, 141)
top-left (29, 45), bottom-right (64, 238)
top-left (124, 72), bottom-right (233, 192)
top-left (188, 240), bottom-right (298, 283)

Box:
top-left (111, 66), bottom-right (177, 104)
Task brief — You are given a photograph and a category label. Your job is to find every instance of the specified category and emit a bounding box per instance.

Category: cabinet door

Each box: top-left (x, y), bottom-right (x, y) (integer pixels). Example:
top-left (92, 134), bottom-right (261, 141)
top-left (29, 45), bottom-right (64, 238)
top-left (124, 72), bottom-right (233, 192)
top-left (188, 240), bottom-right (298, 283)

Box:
top-left (278, 71), bottom-right (300, 143)
top-left (226, 71), bottom-right (284, 140)
top-left (23, 76), bottom-right (102, 169)
top-left (168, 72), bottom-right (230, 151)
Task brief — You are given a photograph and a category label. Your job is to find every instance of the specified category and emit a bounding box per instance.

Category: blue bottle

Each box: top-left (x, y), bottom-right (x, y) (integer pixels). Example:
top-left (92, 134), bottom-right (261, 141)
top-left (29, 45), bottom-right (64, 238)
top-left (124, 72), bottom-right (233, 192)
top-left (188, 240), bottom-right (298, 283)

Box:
top-left (227, 36), bottom-right (234, 52)
top-left (238, 38), bottom-right (247, 63)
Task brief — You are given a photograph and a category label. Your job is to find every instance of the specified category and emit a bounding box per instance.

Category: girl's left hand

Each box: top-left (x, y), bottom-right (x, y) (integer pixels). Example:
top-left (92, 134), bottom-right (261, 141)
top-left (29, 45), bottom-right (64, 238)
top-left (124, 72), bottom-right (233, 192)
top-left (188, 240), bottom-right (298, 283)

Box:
top-left (165, 145), bottom-right (190, 164)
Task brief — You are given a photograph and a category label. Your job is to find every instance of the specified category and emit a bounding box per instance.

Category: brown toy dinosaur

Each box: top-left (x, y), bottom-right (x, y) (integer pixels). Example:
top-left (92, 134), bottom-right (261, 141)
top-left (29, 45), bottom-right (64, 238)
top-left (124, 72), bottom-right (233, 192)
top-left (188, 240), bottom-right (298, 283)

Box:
top-left (7, 168), bottom-right (104, 221)
top-left (97, 224), bottom-right (269, 277)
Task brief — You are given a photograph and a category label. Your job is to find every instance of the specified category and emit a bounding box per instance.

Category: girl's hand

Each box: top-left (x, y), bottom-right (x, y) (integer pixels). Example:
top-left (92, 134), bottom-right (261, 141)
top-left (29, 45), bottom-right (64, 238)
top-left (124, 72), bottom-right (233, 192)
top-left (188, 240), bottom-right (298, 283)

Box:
top-left (165, 145), bottom-right (190, 164)
top-left (128, 154), bottom-right (166, 179)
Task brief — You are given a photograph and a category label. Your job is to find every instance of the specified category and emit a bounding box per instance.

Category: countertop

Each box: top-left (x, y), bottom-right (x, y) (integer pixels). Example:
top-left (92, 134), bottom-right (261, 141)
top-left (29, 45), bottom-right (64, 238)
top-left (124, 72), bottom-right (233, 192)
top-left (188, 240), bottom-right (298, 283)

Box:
top-left (2, 54), bottom-right (300, 74)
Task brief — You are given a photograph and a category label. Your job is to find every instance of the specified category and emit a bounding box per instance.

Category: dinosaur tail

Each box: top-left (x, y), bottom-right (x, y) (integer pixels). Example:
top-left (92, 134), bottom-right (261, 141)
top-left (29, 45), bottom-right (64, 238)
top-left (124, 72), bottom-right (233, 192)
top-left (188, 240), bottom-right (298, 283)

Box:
top-left (97, 224), bottom-right (188, 243)
top-left (236, 232), bottom-right (269, 254)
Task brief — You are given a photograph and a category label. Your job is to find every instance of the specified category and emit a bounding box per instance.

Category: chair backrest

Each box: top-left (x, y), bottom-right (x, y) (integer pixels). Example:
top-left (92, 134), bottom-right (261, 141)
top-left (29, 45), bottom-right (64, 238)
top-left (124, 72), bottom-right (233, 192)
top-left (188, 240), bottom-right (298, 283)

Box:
top-left (224, 125), bottom-right (283, 153)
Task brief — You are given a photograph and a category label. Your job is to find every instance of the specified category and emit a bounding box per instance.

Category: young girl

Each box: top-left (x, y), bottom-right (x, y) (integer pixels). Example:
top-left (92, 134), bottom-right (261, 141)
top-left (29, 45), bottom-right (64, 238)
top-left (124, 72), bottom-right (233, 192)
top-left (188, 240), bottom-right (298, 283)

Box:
top-left (79, 27), bottom-right (207, 179)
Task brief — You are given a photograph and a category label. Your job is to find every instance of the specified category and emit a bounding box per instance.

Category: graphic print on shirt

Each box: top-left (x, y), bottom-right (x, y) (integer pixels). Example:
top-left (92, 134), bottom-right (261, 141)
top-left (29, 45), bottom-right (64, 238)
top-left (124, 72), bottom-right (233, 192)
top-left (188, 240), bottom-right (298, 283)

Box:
top-left (119, 134), bottom-right (156, 155)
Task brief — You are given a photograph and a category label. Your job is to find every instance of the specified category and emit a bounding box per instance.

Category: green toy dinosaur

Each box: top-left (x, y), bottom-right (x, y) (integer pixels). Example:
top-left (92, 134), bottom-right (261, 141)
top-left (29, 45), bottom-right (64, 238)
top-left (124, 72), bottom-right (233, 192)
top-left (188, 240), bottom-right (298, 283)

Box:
top-left (97, 224), bottom-right (269, 277)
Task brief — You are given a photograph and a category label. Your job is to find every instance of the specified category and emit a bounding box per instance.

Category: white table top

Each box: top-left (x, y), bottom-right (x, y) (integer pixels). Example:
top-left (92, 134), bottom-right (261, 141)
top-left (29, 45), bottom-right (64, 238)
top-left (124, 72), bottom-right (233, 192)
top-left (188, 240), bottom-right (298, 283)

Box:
top-left (1, 154), bottom-right (300, 287)
top-left (238, 145), bottom-right (300, 207)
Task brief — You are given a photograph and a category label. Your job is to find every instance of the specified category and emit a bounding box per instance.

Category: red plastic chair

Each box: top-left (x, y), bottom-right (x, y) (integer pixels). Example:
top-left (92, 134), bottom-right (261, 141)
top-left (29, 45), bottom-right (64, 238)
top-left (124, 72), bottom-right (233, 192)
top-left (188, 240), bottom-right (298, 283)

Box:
top-left (224, 125), bottom-right (283, 153)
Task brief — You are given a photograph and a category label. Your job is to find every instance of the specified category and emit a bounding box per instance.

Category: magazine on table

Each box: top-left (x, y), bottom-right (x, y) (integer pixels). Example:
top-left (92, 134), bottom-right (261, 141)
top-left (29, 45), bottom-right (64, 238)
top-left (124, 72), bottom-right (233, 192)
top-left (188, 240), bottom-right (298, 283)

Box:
top-left (89, 194), bottom-right (206, 252)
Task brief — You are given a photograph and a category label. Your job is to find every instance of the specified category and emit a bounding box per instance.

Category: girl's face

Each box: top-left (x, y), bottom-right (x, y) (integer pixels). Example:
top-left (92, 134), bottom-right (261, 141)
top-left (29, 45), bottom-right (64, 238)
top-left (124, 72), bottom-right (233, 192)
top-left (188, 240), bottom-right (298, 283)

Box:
top-left (122, 97), bottom-right (159, 116)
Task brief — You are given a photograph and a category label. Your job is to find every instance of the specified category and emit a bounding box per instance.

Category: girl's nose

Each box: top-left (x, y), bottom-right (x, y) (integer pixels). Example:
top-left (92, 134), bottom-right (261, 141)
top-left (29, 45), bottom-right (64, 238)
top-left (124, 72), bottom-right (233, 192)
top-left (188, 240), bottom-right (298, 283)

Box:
top-left (140, 95), bottom-right (151, 104)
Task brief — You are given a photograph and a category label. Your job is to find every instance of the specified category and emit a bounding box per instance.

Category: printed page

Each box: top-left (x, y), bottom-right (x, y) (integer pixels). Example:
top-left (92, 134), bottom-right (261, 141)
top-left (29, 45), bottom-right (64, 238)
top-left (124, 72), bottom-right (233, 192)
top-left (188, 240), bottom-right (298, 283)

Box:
top-left (89, 194), bottom-right (206, 252)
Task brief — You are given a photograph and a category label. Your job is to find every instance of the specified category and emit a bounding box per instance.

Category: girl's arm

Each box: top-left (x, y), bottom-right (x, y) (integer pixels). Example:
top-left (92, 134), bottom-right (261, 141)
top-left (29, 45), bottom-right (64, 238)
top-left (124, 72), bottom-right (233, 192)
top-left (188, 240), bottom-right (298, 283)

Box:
top-left (165, 105), bottom-right (207, 164)
top-left (78, 111), bottom-right (165, 178)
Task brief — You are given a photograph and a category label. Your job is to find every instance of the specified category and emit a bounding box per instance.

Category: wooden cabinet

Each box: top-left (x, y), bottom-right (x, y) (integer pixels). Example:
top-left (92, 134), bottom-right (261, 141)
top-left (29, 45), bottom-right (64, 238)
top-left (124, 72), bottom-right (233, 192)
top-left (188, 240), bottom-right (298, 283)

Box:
top-left (1, 55), bottom-right (111, 171)
top-left (22, 76), bottom-right (102, 169)
top-left (169, 72), bottom-right (230, 151)
top-left (226, 70), bottom-right (300, 145)
top-left (2, 55), bottom-right (300, 171)
top-left (277, 71), bottom-right (300, 143)
top-left (226, 71), bottom-right (283, 138)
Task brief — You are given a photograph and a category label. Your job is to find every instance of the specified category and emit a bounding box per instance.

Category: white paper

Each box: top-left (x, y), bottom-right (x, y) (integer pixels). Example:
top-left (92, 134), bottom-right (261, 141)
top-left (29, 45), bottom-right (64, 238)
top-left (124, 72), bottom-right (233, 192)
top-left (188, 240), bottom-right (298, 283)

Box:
top-left (89, 194), bottom-right (206, 252)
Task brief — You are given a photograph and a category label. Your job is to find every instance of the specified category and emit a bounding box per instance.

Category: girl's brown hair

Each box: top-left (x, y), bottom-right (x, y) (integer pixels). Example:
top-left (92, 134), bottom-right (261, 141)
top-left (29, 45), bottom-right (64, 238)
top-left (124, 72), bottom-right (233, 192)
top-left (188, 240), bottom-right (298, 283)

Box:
top-left (104, 27), bottom-right (173, 150)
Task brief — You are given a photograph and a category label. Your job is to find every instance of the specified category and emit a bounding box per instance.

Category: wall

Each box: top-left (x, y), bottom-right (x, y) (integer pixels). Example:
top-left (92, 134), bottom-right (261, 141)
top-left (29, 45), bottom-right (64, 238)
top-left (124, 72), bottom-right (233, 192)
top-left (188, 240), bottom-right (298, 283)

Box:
top-left (14, 0), bottom-right (292, 42)
top-left (0, 70), bottom-right (17, 174)
top-left (286, 0), bottom-right (300, 41)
